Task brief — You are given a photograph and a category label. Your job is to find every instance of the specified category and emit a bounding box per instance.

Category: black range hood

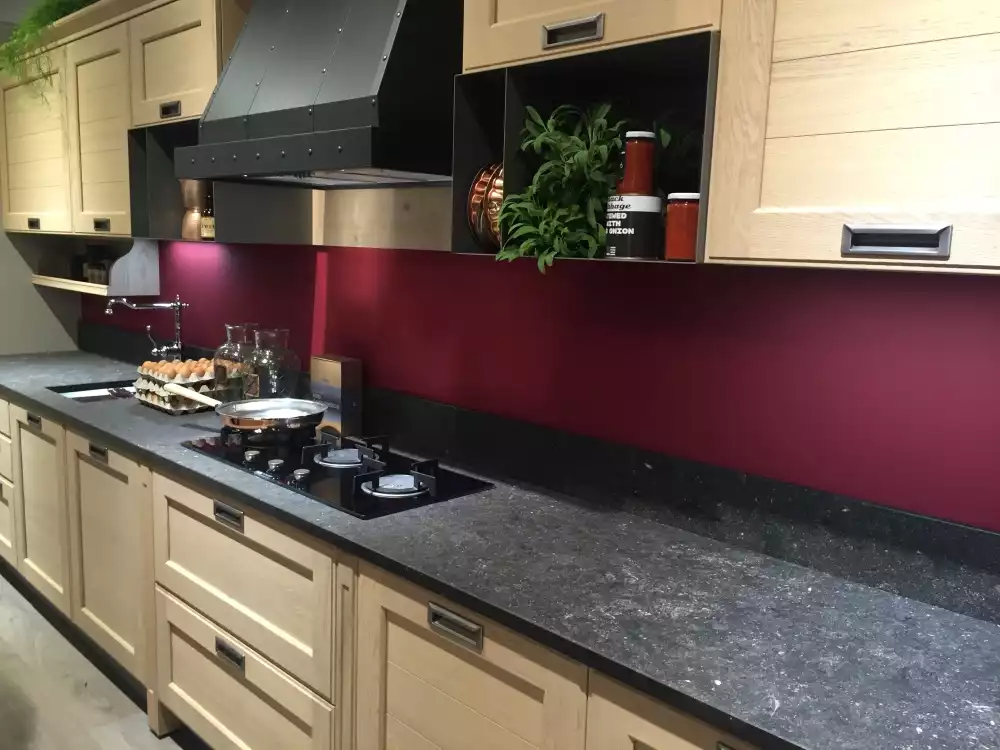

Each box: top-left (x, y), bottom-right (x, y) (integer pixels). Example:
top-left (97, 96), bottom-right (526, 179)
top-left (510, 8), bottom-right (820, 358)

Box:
top-left (176, 0), bottom-right (462, 188)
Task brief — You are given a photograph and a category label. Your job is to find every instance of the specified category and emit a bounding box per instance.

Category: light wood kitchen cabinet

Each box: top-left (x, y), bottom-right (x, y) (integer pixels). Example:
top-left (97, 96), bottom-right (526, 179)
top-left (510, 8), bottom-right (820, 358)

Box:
top-left (463, 0), bottom-right (720, 71)
top-left (128, 0), bottom-right (221, 126)
top-left (66, 23), bottom-right (132, 236)
top-left (0, 47), bottom-right (73, 233)
top-left (586, 672), bottom-right (755, 750)
top-left (152, 472), bottom-right (339, 700)
top-left (155, 587), bottom-right (335, 750)
top-left (66, 430), bottom-right (152, 683)
top-left (705, 0), bottom-right (1000, 273)
top-left (0, 477), bottom-right (15, 567)
top-left (10, 405), bottom-right (70, 614)
top-left (356, 562), bottom-right (588, 750)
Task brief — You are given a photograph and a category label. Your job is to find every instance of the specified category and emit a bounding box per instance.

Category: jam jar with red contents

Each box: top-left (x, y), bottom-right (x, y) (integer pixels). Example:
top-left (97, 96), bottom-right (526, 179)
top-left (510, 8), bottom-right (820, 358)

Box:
top-left (619, 130), bottom-right (657, 195)
top-left (664, 193), bottom-right (700, 261)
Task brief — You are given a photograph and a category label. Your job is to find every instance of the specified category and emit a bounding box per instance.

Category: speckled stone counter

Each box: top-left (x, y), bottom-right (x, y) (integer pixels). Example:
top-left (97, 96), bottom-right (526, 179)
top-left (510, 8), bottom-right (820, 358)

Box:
top-left (1, 352), bottom-right (999, 750)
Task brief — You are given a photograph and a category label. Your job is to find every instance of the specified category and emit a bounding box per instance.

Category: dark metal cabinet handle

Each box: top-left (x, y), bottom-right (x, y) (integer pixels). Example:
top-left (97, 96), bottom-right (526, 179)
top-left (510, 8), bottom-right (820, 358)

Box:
top-left (26, 413), bottom-right (41, 428)
top-left (717, 744), bottom-right (735, 750)
top-left (428, 602), bottom-right (483, 652)
top-left (88, 443), bottom-right (108, 463)
top-left (213, 500), bottom-right (244, 532)
top-left (542, 13), bottom-right (605, 50)
top-left (93, 218), bottom-right (110, 232)
top-left (160, 100), bottom-right (181, 119)
top-left (841, 224), bottom-right (952, 260)
top-left (27, 218), bottom-right (40, 230)
top-left (214, 637), bottom-right (245, 674)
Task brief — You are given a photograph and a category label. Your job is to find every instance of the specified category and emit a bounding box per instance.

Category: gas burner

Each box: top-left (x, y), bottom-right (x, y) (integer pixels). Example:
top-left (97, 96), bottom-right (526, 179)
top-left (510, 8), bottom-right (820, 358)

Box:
top-left (314, 447), bottom-right (363, 468)
top-left (361, 474), bottom-right (428, 499)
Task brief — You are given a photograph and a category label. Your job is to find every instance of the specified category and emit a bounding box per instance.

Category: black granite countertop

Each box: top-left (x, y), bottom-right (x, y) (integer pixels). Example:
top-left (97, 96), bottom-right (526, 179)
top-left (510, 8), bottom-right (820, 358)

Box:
top-left (2, 352), bottom-right (999, 750)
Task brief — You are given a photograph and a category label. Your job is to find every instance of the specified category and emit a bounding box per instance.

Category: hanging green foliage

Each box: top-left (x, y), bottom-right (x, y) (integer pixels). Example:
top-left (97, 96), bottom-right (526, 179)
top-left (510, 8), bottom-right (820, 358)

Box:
top-left (0, 0), bottom-right (98, 82)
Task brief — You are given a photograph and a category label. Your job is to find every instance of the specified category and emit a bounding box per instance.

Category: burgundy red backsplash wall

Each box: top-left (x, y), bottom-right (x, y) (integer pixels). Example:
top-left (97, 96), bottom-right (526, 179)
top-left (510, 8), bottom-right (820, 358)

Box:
top-left (84, 241), bottom-right (1000, 533)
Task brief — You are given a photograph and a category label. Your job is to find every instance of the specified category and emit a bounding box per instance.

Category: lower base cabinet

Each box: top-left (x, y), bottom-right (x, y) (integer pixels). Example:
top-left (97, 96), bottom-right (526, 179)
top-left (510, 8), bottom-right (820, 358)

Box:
top-left (586, 672), bottom-right (755, 750)
top-left (0, 477), bottom-right (14, 566)
top-left (66, 430), bottom-right (152, 684)
top-left (10, 406), bottom-right (70, 614)
top-left (155, 587), bottom-right (336, 750)
top-left (355, 562), bottom-right (588, 750)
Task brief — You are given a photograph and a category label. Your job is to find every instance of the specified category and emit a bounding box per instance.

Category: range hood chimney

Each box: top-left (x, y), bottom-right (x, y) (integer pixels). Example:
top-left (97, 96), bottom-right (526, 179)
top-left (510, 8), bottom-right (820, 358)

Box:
top-left (176, 0), bottom-right (462, 188)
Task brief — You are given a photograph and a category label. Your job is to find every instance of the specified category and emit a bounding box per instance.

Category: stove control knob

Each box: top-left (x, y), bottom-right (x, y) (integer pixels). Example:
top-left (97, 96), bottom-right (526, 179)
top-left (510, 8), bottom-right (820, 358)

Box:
top-left (243, 449), bottom-right (260, 465)
top-left (267, 458), bottom-right (284, 474)
top-left (292, 468), bottom-right (310, 484)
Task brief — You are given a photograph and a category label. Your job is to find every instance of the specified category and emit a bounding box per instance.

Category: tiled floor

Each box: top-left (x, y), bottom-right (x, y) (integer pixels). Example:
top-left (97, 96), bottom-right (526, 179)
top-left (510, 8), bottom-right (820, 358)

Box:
top-left (0, 571), bottom-right (179, 750)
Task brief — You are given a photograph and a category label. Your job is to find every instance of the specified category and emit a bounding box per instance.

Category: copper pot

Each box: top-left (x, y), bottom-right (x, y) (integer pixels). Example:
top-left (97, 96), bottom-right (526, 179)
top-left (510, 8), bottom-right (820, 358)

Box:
top-left (467, 163), bottom-right (504, 250)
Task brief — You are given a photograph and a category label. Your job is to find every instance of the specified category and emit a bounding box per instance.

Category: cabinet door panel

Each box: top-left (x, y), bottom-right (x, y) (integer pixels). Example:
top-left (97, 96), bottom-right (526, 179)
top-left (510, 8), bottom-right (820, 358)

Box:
top-left (356, 563), bottom-right (587, 750)
top-left (129, 0), bottom-right (218, 126)
top-left (156, 588), bottom-right (334, 750)
top-left (464, 0), bottom-right (720, 71)
top-left (586, 672), bottom-right (754, 750)
top-left (0, 477), bottom-right (14, 566)
top-left (11, 407), bottom-right (69, 613)
top-left (67, 22), bottom-right (131, 235)
top-left (0, 48), bottom-right (72, 232)
top-left (0, 433), bottom-right (13, 481)
top-left (153, 473), bottom-right (334, 699)
top-left (705, 0), bottom-right (1000, 272)
top-left (66, 431), bottom-right (150, 682)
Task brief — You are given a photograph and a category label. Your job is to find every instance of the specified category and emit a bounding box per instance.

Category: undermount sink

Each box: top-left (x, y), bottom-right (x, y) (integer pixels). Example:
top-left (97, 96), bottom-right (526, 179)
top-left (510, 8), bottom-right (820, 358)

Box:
top-left (48, 380), bottom-right (136, 403)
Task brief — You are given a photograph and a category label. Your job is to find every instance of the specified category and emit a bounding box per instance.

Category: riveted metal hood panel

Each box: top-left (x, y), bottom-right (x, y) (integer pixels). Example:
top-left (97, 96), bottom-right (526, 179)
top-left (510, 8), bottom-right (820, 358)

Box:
top-left (176, 0), bottom-right (462, 188)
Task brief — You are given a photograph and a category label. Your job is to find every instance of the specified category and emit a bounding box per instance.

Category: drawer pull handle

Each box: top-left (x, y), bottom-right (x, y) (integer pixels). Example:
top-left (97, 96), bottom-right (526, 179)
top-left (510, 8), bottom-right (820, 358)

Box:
top-left (88, 443), bottom-right (108, 463)
top-left (428, 602), bottom-right (483, 652)
top-left (213, 500), bottom-right (244, 532)
top-left (542, 13), bottom-right (605, 50)
top-left (160, 100), bottom-right (181, 119)
top-left (26, 413), bottom-right (41, 428)
top-left (93, 218), bottom-right (110, 232)
top-left (27, 218), bottom-right (40, 230)
top-left (841, 224), bottom-right (952, 260)
top-left (214, 637), bottom-right (245, 674)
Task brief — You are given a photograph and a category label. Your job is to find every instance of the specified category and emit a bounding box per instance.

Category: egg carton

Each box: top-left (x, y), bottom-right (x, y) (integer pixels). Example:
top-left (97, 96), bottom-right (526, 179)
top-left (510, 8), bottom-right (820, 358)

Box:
top-left (137, 362), bottom-right (214, 387)
top-left (135, 391), bottom-right (213, 415)
top-left (134, 377), bottom-right (216, 399)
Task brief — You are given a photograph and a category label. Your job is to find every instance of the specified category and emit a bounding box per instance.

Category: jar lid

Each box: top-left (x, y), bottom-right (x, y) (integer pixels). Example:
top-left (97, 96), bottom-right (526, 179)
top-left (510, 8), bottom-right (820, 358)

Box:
top-left (625, 130), bottom-right (656, 140)
top-left (667, 192), bottom-right (700, 201)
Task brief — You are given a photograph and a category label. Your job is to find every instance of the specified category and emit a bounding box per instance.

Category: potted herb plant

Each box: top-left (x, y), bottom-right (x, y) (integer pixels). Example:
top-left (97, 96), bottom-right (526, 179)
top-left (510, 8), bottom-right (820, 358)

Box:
top-left (1, 0), bottom-right (99, 81)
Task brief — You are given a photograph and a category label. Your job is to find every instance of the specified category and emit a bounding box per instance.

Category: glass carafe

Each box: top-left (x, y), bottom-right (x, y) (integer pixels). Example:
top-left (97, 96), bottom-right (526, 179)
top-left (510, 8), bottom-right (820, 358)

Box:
top-left (213, 323), bottom-right (257, 401)
top-left (243, 329), bottom-right (300, 399)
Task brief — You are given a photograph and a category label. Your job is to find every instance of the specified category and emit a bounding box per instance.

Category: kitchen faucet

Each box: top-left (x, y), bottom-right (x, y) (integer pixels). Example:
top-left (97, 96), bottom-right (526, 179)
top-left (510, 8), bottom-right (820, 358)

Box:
top-left (105, 294), bottom-right (190, 359)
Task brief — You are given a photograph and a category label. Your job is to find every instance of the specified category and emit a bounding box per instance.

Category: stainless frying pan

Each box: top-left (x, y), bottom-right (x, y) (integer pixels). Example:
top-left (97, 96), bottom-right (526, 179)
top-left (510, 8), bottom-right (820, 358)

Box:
top-left (164, 383), bottom-right (327, 431)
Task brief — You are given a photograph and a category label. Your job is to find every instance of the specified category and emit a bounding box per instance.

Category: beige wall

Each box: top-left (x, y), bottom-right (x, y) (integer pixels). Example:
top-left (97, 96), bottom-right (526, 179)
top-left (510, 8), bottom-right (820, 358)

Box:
top-left (0, 233), bottom-right (77, 354)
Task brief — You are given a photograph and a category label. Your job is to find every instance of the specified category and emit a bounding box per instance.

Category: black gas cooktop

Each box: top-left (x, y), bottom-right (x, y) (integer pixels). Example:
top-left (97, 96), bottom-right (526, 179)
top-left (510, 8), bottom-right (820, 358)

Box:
top-left (183, 429), bottom-right (491, 519)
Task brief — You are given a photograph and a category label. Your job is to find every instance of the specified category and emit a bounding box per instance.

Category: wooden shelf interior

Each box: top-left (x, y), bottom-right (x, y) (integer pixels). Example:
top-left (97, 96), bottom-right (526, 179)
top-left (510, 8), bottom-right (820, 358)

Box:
top-left (32, 275), bottom-right (110, 296)
top-left (450, 32), bottom-right (717, 259)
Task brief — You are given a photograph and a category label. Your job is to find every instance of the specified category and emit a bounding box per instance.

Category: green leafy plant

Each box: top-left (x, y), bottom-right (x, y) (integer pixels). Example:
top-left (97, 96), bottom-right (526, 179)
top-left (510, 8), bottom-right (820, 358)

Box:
top-left (497, 103), bottom-right (625, 273)
top-left (0, 0), bottom-right (98, 83)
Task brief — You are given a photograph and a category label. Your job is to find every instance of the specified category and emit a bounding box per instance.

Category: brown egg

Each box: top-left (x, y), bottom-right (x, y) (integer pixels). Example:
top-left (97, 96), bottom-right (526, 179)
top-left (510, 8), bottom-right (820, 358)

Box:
top-left (178, 364), bottom-right (194, 380)
top-left (161, 363), bottom-right (178, 378)
top-left (142, 361), bottom-right (153, 371)
top-left (193, 364), bottom-right (207, 378)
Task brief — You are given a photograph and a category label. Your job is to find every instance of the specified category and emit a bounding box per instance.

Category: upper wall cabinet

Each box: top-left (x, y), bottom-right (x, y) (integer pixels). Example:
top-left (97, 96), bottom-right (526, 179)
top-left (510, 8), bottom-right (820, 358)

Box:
top-left (463, 0), bottom-right (721, 71)
top-left (706, 0), bottom-right (1000, 273)
top-left (0, 48), bottom-right (73, 233)
top-left (67, 23), bottom-right (131, 235)
top-left (128, 0), bottom-right (220, 127)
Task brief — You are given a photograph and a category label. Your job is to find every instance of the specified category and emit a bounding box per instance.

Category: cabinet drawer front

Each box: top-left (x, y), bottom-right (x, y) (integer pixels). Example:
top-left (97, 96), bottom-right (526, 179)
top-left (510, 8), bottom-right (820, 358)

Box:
top-left (464, 0), bottom-right (720, 71)
top-left (129, 0), bottom-right (218, 127)
top-left (156, 587), bottom-right (334, 750)
top-left (153, 473), bottom-right (334, 698)
top-left (357, 564), bottom-right (587, 750)
top-left (0, 434), bottom-right (12, 481)
top-left (0, 477), bottom-right (14, 565)
top-left (587, 672), bottom-right (754, 750)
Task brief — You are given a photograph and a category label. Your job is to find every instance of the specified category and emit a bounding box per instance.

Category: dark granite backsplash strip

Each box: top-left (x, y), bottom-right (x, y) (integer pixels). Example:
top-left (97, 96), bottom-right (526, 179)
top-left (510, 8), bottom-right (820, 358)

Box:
top-left (81, 320), bottom-right (1000, 627)
top-left (365, 387), bottom-right (1000, 626)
